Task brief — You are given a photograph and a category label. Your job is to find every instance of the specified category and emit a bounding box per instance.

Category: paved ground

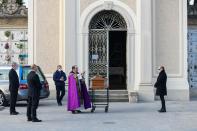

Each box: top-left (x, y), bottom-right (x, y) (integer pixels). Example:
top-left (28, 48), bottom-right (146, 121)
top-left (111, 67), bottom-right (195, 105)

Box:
top-left (1, 100), bottom-right (197, 131)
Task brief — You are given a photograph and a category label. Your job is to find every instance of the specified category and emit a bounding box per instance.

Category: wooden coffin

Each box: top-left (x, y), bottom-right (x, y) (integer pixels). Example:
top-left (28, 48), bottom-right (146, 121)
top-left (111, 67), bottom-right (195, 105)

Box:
top-left (90, 75), bottom-right (107, 89)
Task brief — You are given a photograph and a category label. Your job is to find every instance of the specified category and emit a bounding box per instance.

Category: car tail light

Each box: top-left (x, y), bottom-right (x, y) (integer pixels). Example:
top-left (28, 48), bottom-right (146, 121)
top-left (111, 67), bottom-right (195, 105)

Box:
top-left (44, 82), bottom-right (49, 89)
top-left (19, 84), bottom-right (28, 89)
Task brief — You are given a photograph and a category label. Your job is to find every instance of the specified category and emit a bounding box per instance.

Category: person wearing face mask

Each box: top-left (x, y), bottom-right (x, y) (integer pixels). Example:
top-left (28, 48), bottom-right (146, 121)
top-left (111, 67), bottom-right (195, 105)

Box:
top-left (53, 65), bottom-right (67, 106)
top-left (27, 64), bottom-right (42, 122)
top-left (154, 66), bottom-right (167, 113)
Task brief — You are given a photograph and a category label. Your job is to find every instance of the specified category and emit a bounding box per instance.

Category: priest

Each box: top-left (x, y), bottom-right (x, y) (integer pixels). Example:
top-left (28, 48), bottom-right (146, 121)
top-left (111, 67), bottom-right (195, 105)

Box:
top-left (67, 65), bottom-right (91, 114)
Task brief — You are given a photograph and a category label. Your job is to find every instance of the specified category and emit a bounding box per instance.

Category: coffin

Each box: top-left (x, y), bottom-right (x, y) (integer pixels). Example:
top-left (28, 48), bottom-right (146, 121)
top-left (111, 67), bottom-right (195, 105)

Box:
top-left (90, 75), bottom-right (107, 89)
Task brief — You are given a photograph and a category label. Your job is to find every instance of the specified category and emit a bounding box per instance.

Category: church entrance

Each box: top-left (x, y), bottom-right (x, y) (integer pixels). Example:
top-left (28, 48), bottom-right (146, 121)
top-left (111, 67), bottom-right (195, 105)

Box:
top-left (88, 10), bottom-right (127, 90)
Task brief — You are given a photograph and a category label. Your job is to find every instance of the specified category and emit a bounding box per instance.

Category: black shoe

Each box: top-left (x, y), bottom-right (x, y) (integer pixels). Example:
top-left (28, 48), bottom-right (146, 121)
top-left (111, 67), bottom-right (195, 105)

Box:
top-left (14, 111), bottom-right (19, 114)
top-left (27, 118), bottom-right (32, 121)
top-left (58, 102), bottom-right (62, 106)
top-left (77, 110), bottom-right (82, 113)
top-left (158, 109), bottom-right (166, 113)
top-left (10, 112), bottom-right (19, 115)
top-left (72, 111), bottom-right (76, 114)
top-left (32, 118), bottom-right (42, 122)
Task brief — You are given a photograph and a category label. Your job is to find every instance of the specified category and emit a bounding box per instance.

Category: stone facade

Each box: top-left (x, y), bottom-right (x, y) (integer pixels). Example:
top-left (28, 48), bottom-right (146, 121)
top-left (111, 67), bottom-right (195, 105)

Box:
top-left (34, 0), bottom-right (60, 74)
top-left (0, 18), bottom-right (27, 27)
top-left (27, 0), bottom-right (189, 101)
top-left (154, 0), bottom-right (180, 75)
top-left (80, 0), bottom-right (136, 14)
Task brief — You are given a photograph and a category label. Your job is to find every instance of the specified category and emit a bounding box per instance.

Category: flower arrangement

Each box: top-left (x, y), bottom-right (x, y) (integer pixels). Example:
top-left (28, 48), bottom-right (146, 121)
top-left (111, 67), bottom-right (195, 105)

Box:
top-left (4, 30), bottom-right (12, 64)
top-left (18, 54), bottom-right (27, 64)
top-left (5, 54), bottom-right (11, 62)
top-left (16, 42), bottom-right (27, 64)
top-left (16, 43), bottom-right (24, 49)
top-left (4, 43), bottom-right (9, 49)
top-left (4, 31), bottom-right (11, 38)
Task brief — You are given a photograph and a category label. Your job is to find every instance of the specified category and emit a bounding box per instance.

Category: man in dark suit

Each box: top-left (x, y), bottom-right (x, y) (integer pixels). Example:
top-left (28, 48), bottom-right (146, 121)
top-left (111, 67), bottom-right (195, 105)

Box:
top-left (154, 66), bottom-right (167, 113)
top-left (27, 64), bottom-right (42, 122)
top-left (9, 62), bottom-right (19, 115)
top-left (53, 65), bottom-right (67, 106)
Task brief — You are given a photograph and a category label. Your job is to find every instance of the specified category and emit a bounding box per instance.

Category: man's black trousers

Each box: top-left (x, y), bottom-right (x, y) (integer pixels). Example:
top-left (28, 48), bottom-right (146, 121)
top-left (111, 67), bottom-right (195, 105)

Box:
top-left (27, 96), bottom-right (39, 119)
top-left (160, 95), bottom-right (166, 110)
top-left (56, 86), bottom-right (65, 104)
top-left (10, 90), bottom-right (18, 113)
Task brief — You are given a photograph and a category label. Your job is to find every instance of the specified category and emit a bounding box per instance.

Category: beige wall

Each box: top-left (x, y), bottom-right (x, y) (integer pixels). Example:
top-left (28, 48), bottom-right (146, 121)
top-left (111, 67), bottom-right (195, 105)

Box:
top-left (36, 0), bottom-right (60, 74)
top-left (80, 0), bottom-right (136, 14)
top-left (0, 18), bottom-right (27, 27)
top-left (155, 0), bottom-right (180, 74)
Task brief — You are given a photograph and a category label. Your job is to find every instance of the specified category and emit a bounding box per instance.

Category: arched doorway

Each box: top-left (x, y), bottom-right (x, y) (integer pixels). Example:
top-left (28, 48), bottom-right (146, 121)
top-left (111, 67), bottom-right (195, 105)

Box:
top-left (88, 10), bottom-right (127, 90)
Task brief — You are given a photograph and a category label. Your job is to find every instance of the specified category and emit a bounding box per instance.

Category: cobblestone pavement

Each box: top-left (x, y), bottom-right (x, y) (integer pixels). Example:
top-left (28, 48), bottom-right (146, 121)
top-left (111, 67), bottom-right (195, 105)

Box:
top-left (1, 100), bottom-right (197, 131)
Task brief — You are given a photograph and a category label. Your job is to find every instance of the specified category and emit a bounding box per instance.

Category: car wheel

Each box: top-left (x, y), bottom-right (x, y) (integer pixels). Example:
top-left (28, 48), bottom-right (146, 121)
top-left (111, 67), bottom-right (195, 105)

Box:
top-left (0, 92), bottom-right (6, 106)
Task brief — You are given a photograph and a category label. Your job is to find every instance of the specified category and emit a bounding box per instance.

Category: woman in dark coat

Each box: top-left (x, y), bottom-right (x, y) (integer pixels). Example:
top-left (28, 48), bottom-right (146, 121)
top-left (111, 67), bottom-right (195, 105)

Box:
top-left (154, 66), bottom-right (167, 113)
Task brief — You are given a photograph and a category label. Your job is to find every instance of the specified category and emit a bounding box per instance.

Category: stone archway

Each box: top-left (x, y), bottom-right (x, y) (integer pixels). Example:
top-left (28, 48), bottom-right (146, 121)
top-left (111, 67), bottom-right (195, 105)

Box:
top-left (79, 0), bottom-right (137, 91)
top-left (88, 10), bottom-right (127, 90)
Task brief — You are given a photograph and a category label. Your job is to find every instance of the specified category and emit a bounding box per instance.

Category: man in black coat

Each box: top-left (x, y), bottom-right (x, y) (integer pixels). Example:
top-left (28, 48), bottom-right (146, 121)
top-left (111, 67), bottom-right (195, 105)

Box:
top-left (53, 65), bottom-right (67, 106)
top-left (9, 62), bottom-right (19, 115)
top-left (27, 64), bottom-right (42, 122)
top-left (154, 66), bottom-right (167, 113)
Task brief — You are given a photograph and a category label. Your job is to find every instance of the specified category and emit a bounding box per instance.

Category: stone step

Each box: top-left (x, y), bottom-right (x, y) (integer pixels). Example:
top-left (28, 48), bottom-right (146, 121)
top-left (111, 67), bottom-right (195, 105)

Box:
top-left (90, 96), bottom-right (128, 100)
top-left (89, 90), bottom-right (130, 102)
top-left (92, 98), bottom-right (129, 102)
top-left (90, 94), bottom-right (128, 97)
top-left (89, 90), bottom-right (128, 94)
top-left (47, 89), bottom-right (138, 102)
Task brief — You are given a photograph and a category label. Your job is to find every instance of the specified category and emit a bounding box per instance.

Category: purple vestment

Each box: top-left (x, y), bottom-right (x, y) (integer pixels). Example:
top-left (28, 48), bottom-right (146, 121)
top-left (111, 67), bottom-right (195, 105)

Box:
top-left (80, 79), bottom-right (91, 109)
top-left (67, 73), bottom-right (91, 111)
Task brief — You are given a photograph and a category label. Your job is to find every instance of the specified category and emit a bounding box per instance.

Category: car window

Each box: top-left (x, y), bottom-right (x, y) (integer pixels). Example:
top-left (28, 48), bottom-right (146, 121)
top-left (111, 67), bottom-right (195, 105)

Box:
top-left (0, 69), bottom-right (9, 81)
top-left (21, 67), bottom-right (45, 82)
top-left (21, 67), bottom-right (31, 81)
top-left (37, 68), bottom-right (45, 82)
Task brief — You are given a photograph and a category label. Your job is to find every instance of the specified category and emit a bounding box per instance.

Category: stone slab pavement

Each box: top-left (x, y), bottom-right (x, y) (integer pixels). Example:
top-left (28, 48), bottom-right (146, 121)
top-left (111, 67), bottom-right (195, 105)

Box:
top-left (1, 100), bottom-right (197, 131)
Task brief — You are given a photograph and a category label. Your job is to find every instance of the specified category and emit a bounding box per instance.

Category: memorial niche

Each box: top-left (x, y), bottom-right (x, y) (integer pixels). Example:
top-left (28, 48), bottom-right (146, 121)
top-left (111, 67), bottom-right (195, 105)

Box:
top-left (0, 0), bottom-right (28, 65)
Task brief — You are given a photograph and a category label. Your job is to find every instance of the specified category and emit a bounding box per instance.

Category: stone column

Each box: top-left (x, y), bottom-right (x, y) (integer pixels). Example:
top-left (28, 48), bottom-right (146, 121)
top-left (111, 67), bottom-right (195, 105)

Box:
top-left (137, 0), bottom-right (154, 101)
top-left (28, 0), bottom-right (36, 64)
top-left (80, 32), bottom-right (89, 86)
top-left (59, 0), bottom-right (66, 70)
top-left (127, 33), bottom-right (135, 92)
top-left (65, 0), bottom-right (78, 73)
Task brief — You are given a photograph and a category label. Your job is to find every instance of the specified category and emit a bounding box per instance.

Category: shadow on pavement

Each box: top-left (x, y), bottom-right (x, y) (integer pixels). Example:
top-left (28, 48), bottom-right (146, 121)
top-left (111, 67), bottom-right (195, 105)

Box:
top-left (0, 106), bottom-right (5, 111)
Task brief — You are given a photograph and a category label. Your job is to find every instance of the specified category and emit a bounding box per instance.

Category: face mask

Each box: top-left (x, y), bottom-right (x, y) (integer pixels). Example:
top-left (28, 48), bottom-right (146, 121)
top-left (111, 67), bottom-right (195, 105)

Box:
top-left (58, 69), bottom-right (61, 72)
